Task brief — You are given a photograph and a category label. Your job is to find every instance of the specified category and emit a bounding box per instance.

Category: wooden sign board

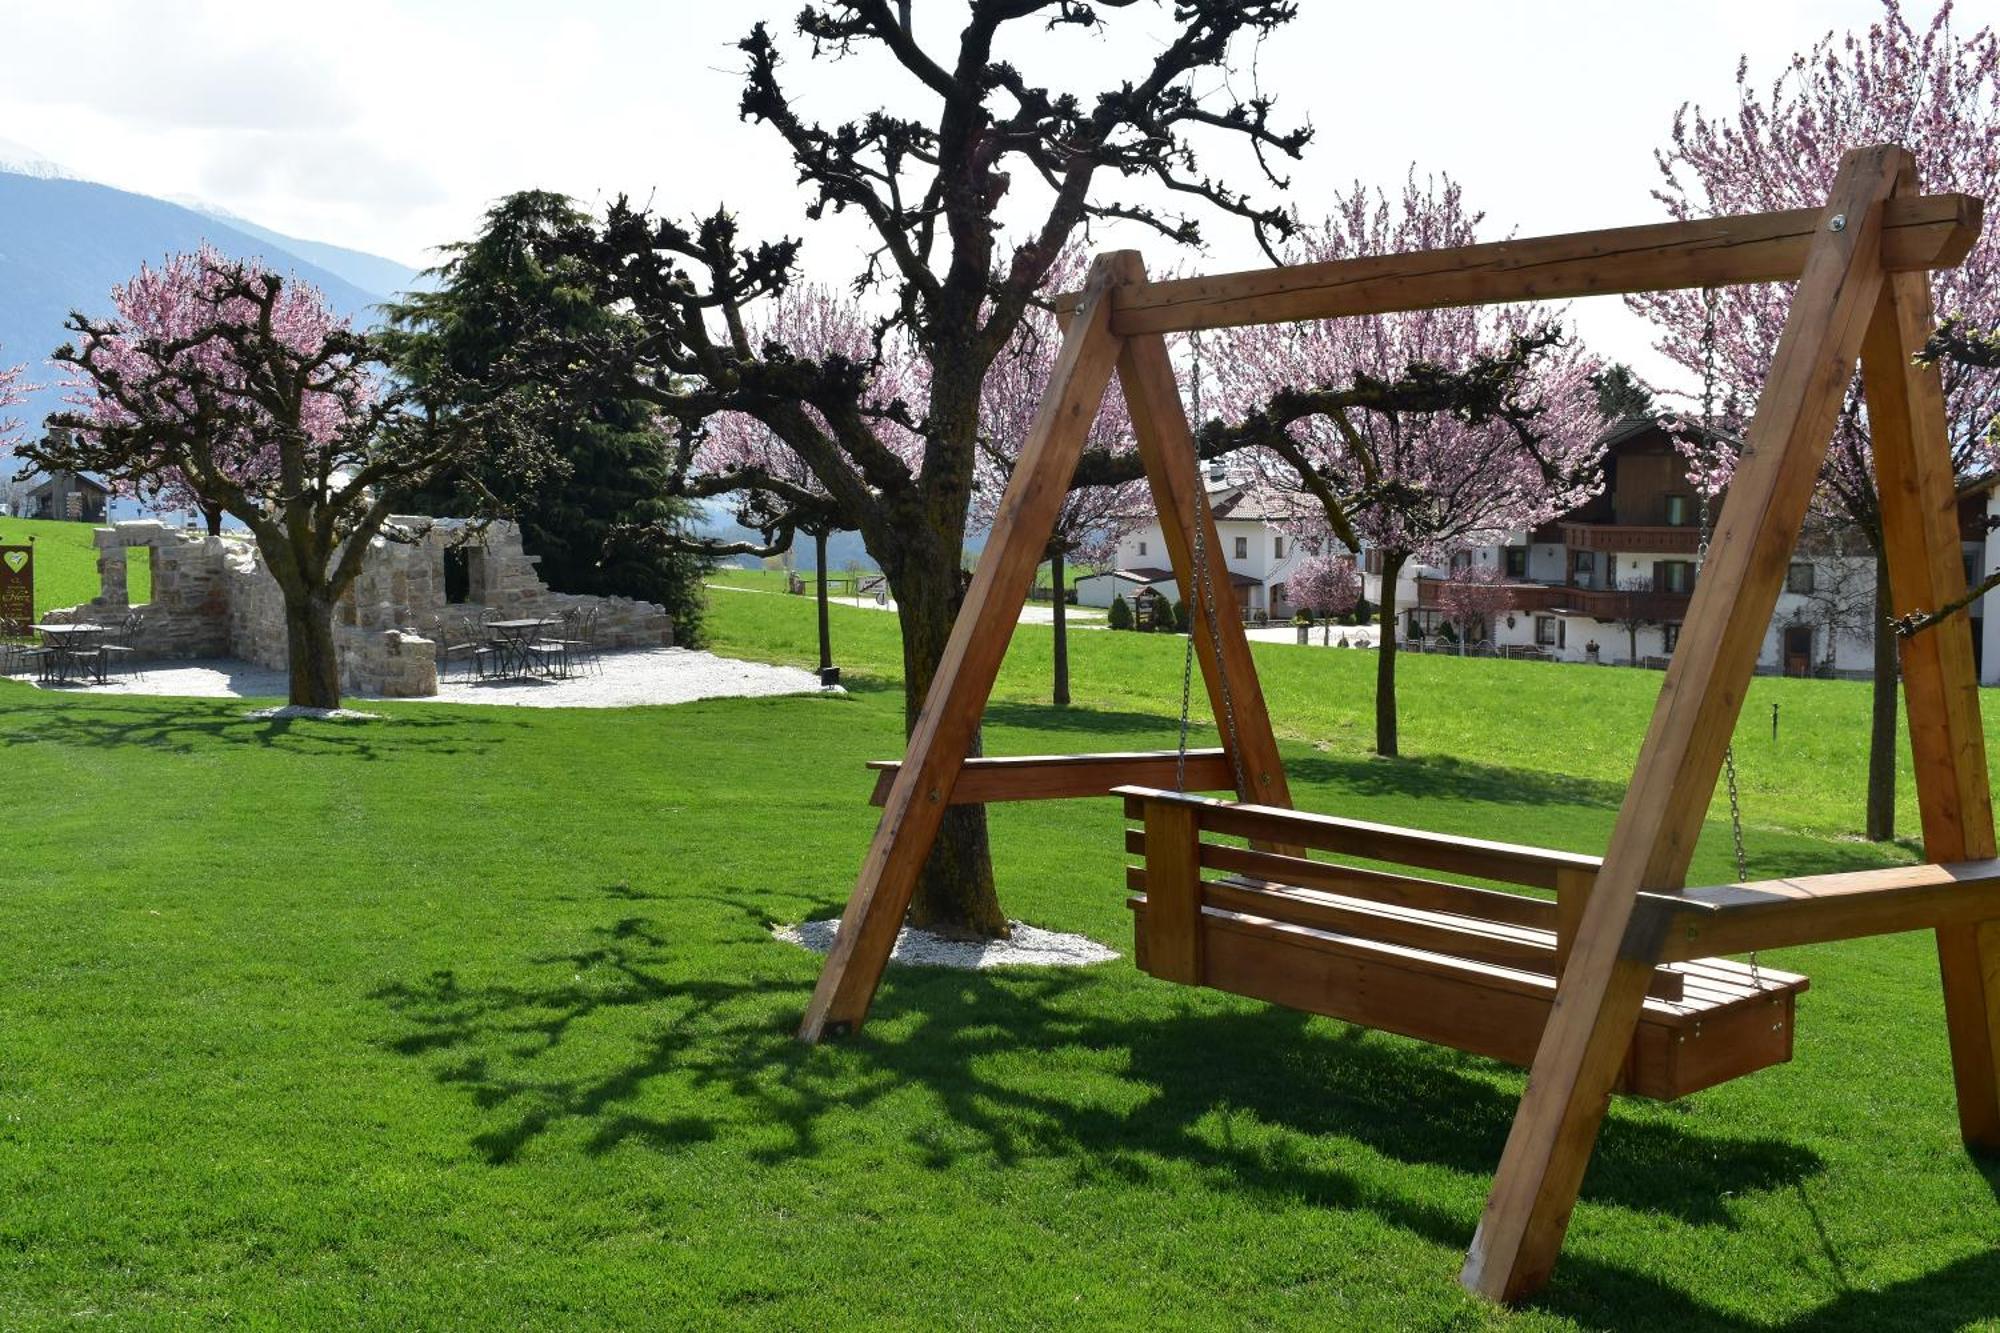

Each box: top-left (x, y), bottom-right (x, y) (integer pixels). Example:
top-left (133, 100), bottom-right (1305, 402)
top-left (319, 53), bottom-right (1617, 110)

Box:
top-left (0, 544), bottom-right (30, 627)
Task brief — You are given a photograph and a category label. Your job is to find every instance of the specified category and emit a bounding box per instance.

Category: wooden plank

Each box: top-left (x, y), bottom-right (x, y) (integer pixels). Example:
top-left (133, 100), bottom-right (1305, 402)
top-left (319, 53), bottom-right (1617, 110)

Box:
top-left (1200, 842), bottom-right (1558, 930)
top-left (1117, 786), bottom-right (1601, 891)
top-left (797, 254), bottom-right (1129, 1043)
top-left (1862, 258), bottom-right (2000, 1147)
top-left (1637, 859), bottom-right (2000, 962)
top-left (1204, 878), bottom-right (1557, 973)
top-left (1142, 800), bottom-right (1203, 984)
top-left (1463, 145), bottom-right (1907, 1305)
top-left (866, 749), bottom-right (1233, 806)
top-left (1115, 318), bottom-right (1297, 830)
top-left (1202, 878), bottom-right (1686, 1001)
top-left (1058, 192), bottom-right (1979, 334)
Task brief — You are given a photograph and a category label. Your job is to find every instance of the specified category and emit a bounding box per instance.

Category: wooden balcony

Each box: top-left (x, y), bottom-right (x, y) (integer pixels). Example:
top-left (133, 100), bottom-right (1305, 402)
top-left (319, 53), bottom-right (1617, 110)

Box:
top-left (1417, 577), bottom-right (1691, 623)
top-left (1558, 522), bottom-right (1702, 555)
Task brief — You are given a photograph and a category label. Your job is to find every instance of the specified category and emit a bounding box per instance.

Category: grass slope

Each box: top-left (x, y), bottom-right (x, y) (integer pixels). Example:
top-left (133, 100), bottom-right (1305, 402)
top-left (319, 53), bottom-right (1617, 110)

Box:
top-left (0, 585), bottom-right (1994, 1328)
top-left (0, 515), bottom-right (147, 616)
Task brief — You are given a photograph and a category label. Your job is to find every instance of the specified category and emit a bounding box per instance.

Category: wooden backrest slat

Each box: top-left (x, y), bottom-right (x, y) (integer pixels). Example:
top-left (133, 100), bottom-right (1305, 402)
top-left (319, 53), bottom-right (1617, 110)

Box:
top-left (1118, 786), bottom-right (1600, 891)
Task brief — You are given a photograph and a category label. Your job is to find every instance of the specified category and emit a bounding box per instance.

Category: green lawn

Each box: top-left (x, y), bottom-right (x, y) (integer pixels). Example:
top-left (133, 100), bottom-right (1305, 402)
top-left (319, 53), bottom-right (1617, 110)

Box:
top-left (0, 515), bottom-right (149, 616)
top-left (1, 585), bottom-right (1995, 1328)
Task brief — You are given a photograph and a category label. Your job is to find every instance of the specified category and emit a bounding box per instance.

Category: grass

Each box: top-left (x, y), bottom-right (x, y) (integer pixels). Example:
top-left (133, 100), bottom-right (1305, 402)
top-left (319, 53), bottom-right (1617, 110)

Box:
top-left (1, 584), bottom-right (1995, 1328)
top-left (0, 515), bottom-right (150, 615)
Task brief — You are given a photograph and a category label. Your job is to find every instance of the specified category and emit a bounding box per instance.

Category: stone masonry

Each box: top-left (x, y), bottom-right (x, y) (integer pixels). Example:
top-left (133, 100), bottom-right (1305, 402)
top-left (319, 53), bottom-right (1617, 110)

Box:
top-left (50, 518), bottom-right (675, 697)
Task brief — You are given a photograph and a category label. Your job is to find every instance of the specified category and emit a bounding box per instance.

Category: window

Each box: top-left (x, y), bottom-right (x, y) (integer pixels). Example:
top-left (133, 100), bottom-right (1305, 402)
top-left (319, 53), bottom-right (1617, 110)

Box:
top-left (444, 546), bottom-right (488, 605)
top-left (1664, 494), bottom-right (1691, 527)
top-left (1273, 535), bottom-right (1285, 560)
top-left (1503, 546), bottom-right (1529, 578)
top-left (1656, 560), bottom-right (1694, 594)
top-left (1662, 623), bottom-right (1681, 653)
top-left (1450, 549), bottom-right (1473, 572)
top-left (1234, 536), bottom-right (1248, 560)
top-left (1137, 540), bottom-right (1147, 557)
top-left (1535, 615), bottom-right (1563, 647)
top-left (1570, 549), bottom-right (1597, 588)
top-left (1786, 561), bottom-right (1815, 594)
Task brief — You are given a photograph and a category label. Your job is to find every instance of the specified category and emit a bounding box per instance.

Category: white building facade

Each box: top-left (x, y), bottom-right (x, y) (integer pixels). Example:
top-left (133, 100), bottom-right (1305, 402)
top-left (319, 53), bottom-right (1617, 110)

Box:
top-left (1077, 475), bottom-right (1311, 618)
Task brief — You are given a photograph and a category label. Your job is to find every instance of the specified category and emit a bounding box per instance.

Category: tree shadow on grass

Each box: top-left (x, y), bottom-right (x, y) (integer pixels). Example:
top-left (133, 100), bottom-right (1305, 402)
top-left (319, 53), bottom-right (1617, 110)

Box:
top-left (370, 886), bottom-right (1815, 1217)
top-left (1283, 750), bottom-right (1629, 811)
top-left (0, 696), bottom-right (523, 760)
top-left (364, 887), bottom-right (2000, 1328)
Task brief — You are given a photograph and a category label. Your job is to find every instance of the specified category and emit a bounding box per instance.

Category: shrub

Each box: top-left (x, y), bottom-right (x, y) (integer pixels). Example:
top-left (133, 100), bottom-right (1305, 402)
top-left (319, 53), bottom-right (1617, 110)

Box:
top-left (1108, 594), bottom-right (1132, 630)
top-left (1173, 599), bottom-right (1190, 633)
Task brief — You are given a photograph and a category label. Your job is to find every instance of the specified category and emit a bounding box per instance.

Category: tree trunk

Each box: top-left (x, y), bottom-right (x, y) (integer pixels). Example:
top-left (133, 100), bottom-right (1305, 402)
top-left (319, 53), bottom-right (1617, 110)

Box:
top-left (203, 503), bottom-right (223, 538)
top-left (1867, 545), bottom-right (1898, 841)
top-left (1627, 623), bottom-right (1639, 666)
top-left (814, 528), bottom-right (833, 674)
top-left (1050, 548), bottom-right (1070, 707)
top-left (888, 528), bottom-right (1008, 940)
top-left (282, 589), bottom-right (343, 710)
top-left (1375, 551), bottom-right (1406, 757)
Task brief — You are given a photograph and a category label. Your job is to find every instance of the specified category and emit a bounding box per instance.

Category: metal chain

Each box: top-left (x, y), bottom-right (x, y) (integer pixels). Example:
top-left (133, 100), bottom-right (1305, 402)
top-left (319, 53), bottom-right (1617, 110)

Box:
top-left (1175, 476), bottom-right (1248, 796)
top-left (1698, 286), bottom-right (1759, 985)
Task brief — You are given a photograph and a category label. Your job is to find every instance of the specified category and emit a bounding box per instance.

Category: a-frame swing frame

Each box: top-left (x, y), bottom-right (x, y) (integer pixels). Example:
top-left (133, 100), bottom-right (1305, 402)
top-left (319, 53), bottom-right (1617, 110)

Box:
top-left (800, 144), bottom-right (1999, 1303)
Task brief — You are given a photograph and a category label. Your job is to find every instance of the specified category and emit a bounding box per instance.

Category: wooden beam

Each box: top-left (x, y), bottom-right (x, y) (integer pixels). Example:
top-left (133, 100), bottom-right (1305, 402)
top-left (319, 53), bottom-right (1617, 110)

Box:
top-left (1142, 800), bottom-right (1203, 984)
top-left (1636, 859), bottom-right (2000, 962)
top-left (1114, 313), bottom-right (1295, 819)
top-left (1057, 190), bottom-right (1979, 334)
top-left (865, 749), bottom-right (1234, 806)
top-left (1116, 787), bottom-right (1600, 892)
top-left (1862, 258), bottom-right (2000, 1147)
top-left (797, 254), bottom-right (1129, 1043)
top-left (1462, 145), bottom-right (1907, 1305)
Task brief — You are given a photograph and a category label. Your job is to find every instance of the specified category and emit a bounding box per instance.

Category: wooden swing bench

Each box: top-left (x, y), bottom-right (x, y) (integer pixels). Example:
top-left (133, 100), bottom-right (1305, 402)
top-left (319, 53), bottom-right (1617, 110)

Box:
top-left (805, 145), bottom-right (2000, 1304)
top-left (1116, 786), bottom-right (1810, 1101)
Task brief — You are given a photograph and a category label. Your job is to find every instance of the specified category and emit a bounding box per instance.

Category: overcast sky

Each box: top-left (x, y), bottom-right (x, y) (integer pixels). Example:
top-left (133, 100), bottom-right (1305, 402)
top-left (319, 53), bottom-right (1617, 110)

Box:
top-left (0, 0), bottom-right (1898, 395)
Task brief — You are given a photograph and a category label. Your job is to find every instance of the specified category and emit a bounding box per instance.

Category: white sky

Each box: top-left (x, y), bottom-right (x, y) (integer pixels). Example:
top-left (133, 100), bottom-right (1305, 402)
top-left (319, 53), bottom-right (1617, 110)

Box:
top-left (0, 0), bottom-right (1896, 396)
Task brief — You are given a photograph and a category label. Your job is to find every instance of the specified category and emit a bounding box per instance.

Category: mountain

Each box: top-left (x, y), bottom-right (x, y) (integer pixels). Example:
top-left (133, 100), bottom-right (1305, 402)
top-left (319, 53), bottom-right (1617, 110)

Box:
top-left (0, 167), bottom-right (416, 439)
top-left (179, 202), bottom-right (427, 301)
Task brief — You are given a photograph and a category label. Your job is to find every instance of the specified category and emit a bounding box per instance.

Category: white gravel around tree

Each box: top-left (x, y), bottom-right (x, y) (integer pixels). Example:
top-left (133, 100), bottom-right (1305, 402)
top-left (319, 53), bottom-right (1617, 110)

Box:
top-left (774, 917), bottom-right (1119, 969)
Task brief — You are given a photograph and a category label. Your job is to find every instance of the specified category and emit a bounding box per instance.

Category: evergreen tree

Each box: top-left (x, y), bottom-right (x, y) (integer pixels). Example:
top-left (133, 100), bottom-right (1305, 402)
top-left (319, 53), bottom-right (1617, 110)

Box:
top-left (385, 192), bottom-right (707, 640)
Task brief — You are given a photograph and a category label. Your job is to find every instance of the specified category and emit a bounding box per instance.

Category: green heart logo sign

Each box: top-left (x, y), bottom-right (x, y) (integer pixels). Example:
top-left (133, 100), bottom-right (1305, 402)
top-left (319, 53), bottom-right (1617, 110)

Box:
top-left (2, 551), bottom-right (26, 575)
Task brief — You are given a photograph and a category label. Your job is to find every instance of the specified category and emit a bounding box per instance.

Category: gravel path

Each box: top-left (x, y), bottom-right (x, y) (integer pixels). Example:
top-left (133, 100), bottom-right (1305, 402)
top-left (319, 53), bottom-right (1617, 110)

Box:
top-left (19, 647), bottom-right (828, 709)
top-left (774, 917), bottom-right (1119, 969)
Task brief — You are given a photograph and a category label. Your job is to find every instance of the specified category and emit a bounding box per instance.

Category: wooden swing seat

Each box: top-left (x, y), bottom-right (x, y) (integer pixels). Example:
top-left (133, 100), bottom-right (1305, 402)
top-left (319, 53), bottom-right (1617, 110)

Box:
top-left (1117, 786), bottom-right (1809, 1100)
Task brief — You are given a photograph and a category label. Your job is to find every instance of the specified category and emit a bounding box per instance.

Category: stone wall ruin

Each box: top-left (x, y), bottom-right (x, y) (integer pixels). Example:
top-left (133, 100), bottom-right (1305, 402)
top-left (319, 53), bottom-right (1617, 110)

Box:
top-left (48, 518), bottom-right (674, 697)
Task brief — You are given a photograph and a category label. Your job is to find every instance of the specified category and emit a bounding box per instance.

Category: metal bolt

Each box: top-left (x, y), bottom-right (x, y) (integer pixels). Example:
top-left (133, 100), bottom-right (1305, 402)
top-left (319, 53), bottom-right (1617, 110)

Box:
top-left (1829, 213), bottom-right (1847, 232)
top-left (927, 788), bottom-right (941, 804)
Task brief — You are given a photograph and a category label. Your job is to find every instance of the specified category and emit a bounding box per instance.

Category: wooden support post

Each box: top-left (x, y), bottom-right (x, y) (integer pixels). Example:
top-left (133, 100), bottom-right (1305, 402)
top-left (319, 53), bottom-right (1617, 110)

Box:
top-left (797, 255), bottom-right (1130, 1043)
top-left (1461, 146), bottom-right (1907, 1304)
top-left (1142, 799), bottom-right (1203, 984)
top-left (1552, 867), bottom-right (1594, 975)
top-left (1861, 257), bottom-right (2000, 1148)
top-left (1115, 296), bottom-right (1295, 818)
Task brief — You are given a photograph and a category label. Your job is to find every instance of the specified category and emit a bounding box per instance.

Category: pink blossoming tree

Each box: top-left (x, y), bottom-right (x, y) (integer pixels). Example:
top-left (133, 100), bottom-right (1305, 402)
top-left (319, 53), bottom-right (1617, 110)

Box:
top-left (1628, 0), bottom-right (2000, 839)
top-left (1437, 562), bottom-right (1510, 653)
top-left (28, 249), bottom-right (537, 709)
top-left (0, 351), bottom-right (27, 458)
top-left (700, 283), bottom-right (926, 680)
top-left (1208, 173), bottom-right (1610, 755)
top-left (1287, 550), bottom-right (1361, 643)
